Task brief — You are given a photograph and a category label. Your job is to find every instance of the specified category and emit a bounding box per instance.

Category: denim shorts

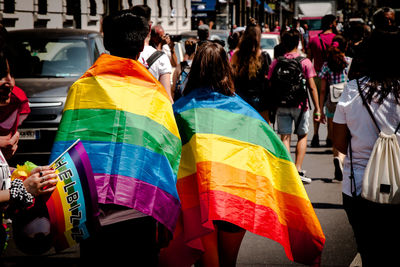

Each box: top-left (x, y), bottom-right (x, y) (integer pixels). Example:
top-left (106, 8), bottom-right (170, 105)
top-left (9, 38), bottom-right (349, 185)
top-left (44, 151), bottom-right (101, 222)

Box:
top-left (276, 107), bottom-right (309, 135)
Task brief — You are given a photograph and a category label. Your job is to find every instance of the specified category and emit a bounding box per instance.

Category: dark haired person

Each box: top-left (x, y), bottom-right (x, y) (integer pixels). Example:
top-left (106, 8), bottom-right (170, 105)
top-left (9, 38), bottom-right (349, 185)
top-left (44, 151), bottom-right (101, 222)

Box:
top-left (197, 24), bottom-right (210, 47)
top-left (268, 29), bottom-right (321, 184)
top-left (307, 14), bottom-right (337, 147)
top-left (133, 5), bottom-right (174, 102)
top-left (172, 37), bottom-right (197, 100)
top-left (0, 24), bottom-right (31, 160)
top-left (318, 35), bottom-right (351, 181)
top-left (333, 28), bottom-right (400, 266)
top-left (373, 6), bottom-right (396, 31)
top-left (78, 10), bottom-right (180, 266)
top-left (0, 48), bottom-right (57, 252)
top-left (160, 41), bottom-right (325, 267)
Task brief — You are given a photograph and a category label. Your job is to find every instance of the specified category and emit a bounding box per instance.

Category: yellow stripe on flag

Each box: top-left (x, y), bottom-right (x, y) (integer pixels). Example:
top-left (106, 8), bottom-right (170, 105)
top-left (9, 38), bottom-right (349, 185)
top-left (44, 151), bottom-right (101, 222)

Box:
top-left (54, 179), bottom-right (76, 247)
top-left (178, 133), bottom-right (309, 200)
top-left (64, 76), bottom-right (180, 138)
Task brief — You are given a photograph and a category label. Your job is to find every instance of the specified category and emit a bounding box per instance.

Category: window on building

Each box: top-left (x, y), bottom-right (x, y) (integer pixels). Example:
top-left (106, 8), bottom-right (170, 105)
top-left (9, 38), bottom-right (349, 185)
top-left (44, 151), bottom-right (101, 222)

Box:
top-left (184, 0), bottom-right (188, 18)
top-left (4, 0), bottom-right (15, 13)
top-left (66, 0), bottom-right (74, 15)
top-left (38, 0), bottom-right (47, 15)
top-left (89, 0), bottom-right (97, 16)
top-left (157, 0), bottom-right (162, 18)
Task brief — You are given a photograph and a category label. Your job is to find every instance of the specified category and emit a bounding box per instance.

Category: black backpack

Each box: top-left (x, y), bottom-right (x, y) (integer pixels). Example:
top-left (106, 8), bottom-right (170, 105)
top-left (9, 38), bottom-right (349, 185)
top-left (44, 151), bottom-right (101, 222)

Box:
top-left (174, 60), bottom-right (191, 101)
top-left (270, 56), bottom-right (308, 108)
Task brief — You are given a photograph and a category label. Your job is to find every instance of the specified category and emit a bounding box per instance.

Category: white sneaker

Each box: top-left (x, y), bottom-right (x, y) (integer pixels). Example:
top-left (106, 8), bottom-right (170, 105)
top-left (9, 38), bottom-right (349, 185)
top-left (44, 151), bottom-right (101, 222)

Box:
top-left (298, 170), bottom-right (312, 184)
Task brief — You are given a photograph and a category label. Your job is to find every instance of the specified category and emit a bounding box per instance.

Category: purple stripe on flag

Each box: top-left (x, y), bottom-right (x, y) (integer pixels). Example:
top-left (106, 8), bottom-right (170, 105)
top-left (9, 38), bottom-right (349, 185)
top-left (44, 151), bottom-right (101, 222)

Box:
top-left (68, 143), bottom-right (100, 234)
top-left (94, 173), bottom-right (181, 232)
top-left (73, 142), bottom-right (99, 217)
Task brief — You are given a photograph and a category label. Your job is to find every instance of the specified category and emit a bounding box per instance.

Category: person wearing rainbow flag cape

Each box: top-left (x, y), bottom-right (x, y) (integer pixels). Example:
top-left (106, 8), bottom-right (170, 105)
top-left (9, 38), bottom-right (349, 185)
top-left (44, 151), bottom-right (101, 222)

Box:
top-left (159, 42), bottom-right (325, 266)
top-left (50, 10), bottom-right (182, 266)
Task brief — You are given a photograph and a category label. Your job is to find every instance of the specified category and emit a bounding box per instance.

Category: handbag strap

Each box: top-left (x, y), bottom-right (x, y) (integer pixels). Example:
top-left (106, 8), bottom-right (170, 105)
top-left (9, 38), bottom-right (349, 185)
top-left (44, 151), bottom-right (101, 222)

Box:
top-left (356, 79), bottom-right (400, 134)
top-left (348, 136), bottom-right (357, 197)
top-left (356, 79), bottom-right (381, 133)
top-left (343, 58), bottom-right (352, 87)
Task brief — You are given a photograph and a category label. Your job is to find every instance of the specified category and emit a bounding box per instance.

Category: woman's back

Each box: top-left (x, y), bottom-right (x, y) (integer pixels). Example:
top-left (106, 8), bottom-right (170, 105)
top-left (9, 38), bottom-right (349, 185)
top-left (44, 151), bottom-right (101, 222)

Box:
top-left (334, 78), bottom-right (400, 195)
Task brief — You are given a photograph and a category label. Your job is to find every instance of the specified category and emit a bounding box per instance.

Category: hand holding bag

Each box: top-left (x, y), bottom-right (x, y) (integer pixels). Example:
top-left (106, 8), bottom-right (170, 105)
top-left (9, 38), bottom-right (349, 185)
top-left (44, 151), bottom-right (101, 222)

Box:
top-left (329, 59), bottom-right (352, 103)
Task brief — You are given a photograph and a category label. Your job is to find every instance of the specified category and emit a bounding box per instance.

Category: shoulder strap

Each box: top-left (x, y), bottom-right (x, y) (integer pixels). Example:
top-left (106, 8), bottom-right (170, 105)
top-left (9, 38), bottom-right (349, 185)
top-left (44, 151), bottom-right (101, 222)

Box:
top-left (356, 79), bottom-right (381, 133)
top-left (356, 79), bottom-right (400, 134)
top-left (180, 60), bottom-right (189, 71)
top-left (146, 50), bottom-right (164, 69)
top-left (318, 34), bottom-right (326, 53)
top-left (294, 56), bottom-right (306, 63)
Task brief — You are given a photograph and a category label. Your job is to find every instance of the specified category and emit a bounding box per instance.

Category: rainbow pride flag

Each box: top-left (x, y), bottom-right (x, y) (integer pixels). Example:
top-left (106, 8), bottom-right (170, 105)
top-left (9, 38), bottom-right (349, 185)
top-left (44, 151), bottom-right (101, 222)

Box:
top-left (50, 54), bottom-right (182, 232)
top-left (160, 88), bottom-right (325, 266)
top-left (47, 140), bottom-right (99, 251)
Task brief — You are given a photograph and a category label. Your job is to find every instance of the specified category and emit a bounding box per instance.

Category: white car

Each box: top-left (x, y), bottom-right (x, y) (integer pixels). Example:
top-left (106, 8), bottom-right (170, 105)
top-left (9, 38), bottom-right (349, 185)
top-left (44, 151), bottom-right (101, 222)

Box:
top-left (260, 33), bottom-right (280, 59)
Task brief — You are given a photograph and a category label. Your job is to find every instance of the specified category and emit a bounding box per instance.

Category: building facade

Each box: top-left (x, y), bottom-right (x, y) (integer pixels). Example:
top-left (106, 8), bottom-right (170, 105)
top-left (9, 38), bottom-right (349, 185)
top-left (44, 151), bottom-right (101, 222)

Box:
top-left (0, 0), bottom-right (192, 34)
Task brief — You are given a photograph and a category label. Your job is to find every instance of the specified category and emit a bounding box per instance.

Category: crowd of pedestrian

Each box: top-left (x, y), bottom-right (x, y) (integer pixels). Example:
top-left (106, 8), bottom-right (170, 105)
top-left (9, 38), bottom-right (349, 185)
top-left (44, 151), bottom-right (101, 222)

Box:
top-left (0, 4), bottom-right (399, 267)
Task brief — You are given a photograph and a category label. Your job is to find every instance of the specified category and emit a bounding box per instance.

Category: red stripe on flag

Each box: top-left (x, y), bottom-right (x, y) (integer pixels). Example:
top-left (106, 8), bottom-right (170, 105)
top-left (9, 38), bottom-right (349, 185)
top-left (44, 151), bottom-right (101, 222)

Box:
top-left (46, 187), bottom-right (69, 250)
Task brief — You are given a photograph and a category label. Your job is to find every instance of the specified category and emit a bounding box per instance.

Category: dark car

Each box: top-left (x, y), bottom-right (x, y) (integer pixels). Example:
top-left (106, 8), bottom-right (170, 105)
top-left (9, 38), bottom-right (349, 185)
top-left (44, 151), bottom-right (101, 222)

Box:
top-left (8, 28), bottom-right (106, 165)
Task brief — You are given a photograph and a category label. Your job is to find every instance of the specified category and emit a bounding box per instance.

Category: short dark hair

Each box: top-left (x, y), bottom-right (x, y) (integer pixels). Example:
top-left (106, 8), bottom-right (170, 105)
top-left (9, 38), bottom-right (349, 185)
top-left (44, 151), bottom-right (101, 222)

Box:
top-left (281, 29), bottom-right (300, 51)
top-left (184, 42), bottom-right (234, 96)
top-left (102, 10), bottom-right (149, 59)
top-left (197, 24), bottom-right (209, 41)
top-left (131, 5), bottom-right (151, 22)
top-left (321, 14), bottom-right (336, 31)
top-left (373, 7), bottom-right (396, 30)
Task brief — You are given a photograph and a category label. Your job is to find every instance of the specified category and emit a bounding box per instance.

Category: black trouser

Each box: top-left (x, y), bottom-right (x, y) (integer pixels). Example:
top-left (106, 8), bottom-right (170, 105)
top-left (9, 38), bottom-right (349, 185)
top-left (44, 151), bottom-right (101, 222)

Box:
top-left (343, 193), bottom-right (400, 267)
top-left (80, 216), bottom-right (158, 267)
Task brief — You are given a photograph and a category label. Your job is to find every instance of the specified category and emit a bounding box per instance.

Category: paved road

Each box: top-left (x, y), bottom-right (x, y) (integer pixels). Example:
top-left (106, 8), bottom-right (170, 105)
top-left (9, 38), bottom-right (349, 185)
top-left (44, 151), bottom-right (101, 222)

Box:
top-left (1, 123), bottom-right (358, 267)
top-left (237, 123), bottom-right (358, 267)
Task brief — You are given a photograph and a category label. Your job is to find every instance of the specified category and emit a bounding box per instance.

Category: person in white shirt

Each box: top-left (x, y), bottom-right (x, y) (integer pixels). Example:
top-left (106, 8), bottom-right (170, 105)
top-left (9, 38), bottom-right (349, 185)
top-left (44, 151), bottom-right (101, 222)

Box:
top-left (132, 5), bottom-right (173, 102)
top-left (333, 26), bottom-right (400, 266)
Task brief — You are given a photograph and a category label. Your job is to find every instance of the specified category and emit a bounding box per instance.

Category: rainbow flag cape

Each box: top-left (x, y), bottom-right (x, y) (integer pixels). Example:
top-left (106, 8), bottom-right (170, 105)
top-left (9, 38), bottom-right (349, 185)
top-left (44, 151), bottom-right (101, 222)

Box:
top-left (50, 54), bottom-right (182, 232)
top-left (160, 88), bottom-right (325, 266)
top-left (47, 140), bottom-right (99, 251)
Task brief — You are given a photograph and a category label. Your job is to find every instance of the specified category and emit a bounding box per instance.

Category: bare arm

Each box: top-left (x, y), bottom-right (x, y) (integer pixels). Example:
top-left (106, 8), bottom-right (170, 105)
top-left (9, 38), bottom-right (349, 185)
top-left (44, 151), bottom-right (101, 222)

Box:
top-left (0, 190), bottom-right (10, 203)
top-left (0, 132), bottom-right (19, 159)
top-left (171, 64), bottom-right (181, 100)
top-left (319, 78), bottom-right (327, 124)
top-left (159, 73), bottom-right (174, 103)
top-left (307, 77), bottom-right (321, 122)
top-left (333, 122), bottom-right (350, 155)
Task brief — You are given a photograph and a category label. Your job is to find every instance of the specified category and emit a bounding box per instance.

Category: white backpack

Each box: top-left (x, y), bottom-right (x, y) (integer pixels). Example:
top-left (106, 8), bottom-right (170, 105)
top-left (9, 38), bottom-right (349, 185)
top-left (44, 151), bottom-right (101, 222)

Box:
top-left (350, 80), bottom-right (400, 204)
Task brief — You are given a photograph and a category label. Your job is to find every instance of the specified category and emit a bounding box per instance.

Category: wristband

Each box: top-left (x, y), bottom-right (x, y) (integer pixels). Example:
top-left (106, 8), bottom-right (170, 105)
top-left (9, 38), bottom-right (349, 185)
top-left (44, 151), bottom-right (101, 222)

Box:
top-left (10, 179), bottom-right (34, 208)
top-left (314, 112), bottom-right (321, 116)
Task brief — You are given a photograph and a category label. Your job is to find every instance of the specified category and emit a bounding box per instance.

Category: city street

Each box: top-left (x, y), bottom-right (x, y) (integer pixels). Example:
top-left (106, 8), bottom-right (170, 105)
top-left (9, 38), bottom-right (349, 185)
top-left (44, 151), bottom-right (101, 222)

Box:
top-left (1, 123), bottom-right (358, 267)
top-left (237, 123), bottom-right (358, 266)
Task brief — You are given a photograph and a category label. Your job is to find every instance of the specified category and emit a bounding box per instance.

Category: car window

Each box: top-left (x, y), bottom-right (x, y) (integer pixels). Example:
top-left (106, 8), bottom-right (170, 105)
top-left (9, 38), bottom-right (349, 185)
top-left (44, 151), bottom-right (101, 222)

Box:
top-left (11, 38), bottom-right (91, 78)
top-left (260, 38), bottom-right (278, 49)
top-left (93, 36), bottom-right (106, 61)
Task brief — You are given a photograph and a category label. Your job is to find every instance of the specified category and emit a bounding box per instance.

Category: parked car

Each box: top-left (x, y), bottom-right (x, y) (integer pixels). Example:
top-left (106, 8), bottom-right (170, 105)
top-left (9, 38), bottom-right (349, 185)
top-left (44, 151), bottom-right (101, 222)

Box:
top-left (260, 32), bottom-right (280, 59)
top-left (7, 28), bottom-right (106, 166)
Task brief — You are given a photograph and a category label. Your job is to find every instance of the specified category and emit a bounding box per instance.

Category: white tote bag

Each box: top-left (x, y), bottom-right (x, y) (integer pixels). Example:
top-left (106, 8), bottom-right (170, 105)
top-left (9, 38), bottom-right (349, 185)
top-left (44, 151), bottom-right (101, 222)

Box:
top-left (329, 58), bottom-right (352, 103)
top-left (361, 132), bottom-right (400, 204)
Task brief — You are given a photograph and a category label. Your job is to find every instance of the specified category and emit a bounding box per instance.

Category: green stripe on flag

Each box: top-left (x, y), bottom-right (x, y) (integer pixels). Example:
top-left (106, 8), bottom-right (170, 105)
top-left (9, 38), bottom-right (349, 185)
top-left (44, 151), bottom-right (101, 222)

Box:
top-left (56, 109), bottom-right (182, 174)
top-left (175, 108), bottom-right (291, 162)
